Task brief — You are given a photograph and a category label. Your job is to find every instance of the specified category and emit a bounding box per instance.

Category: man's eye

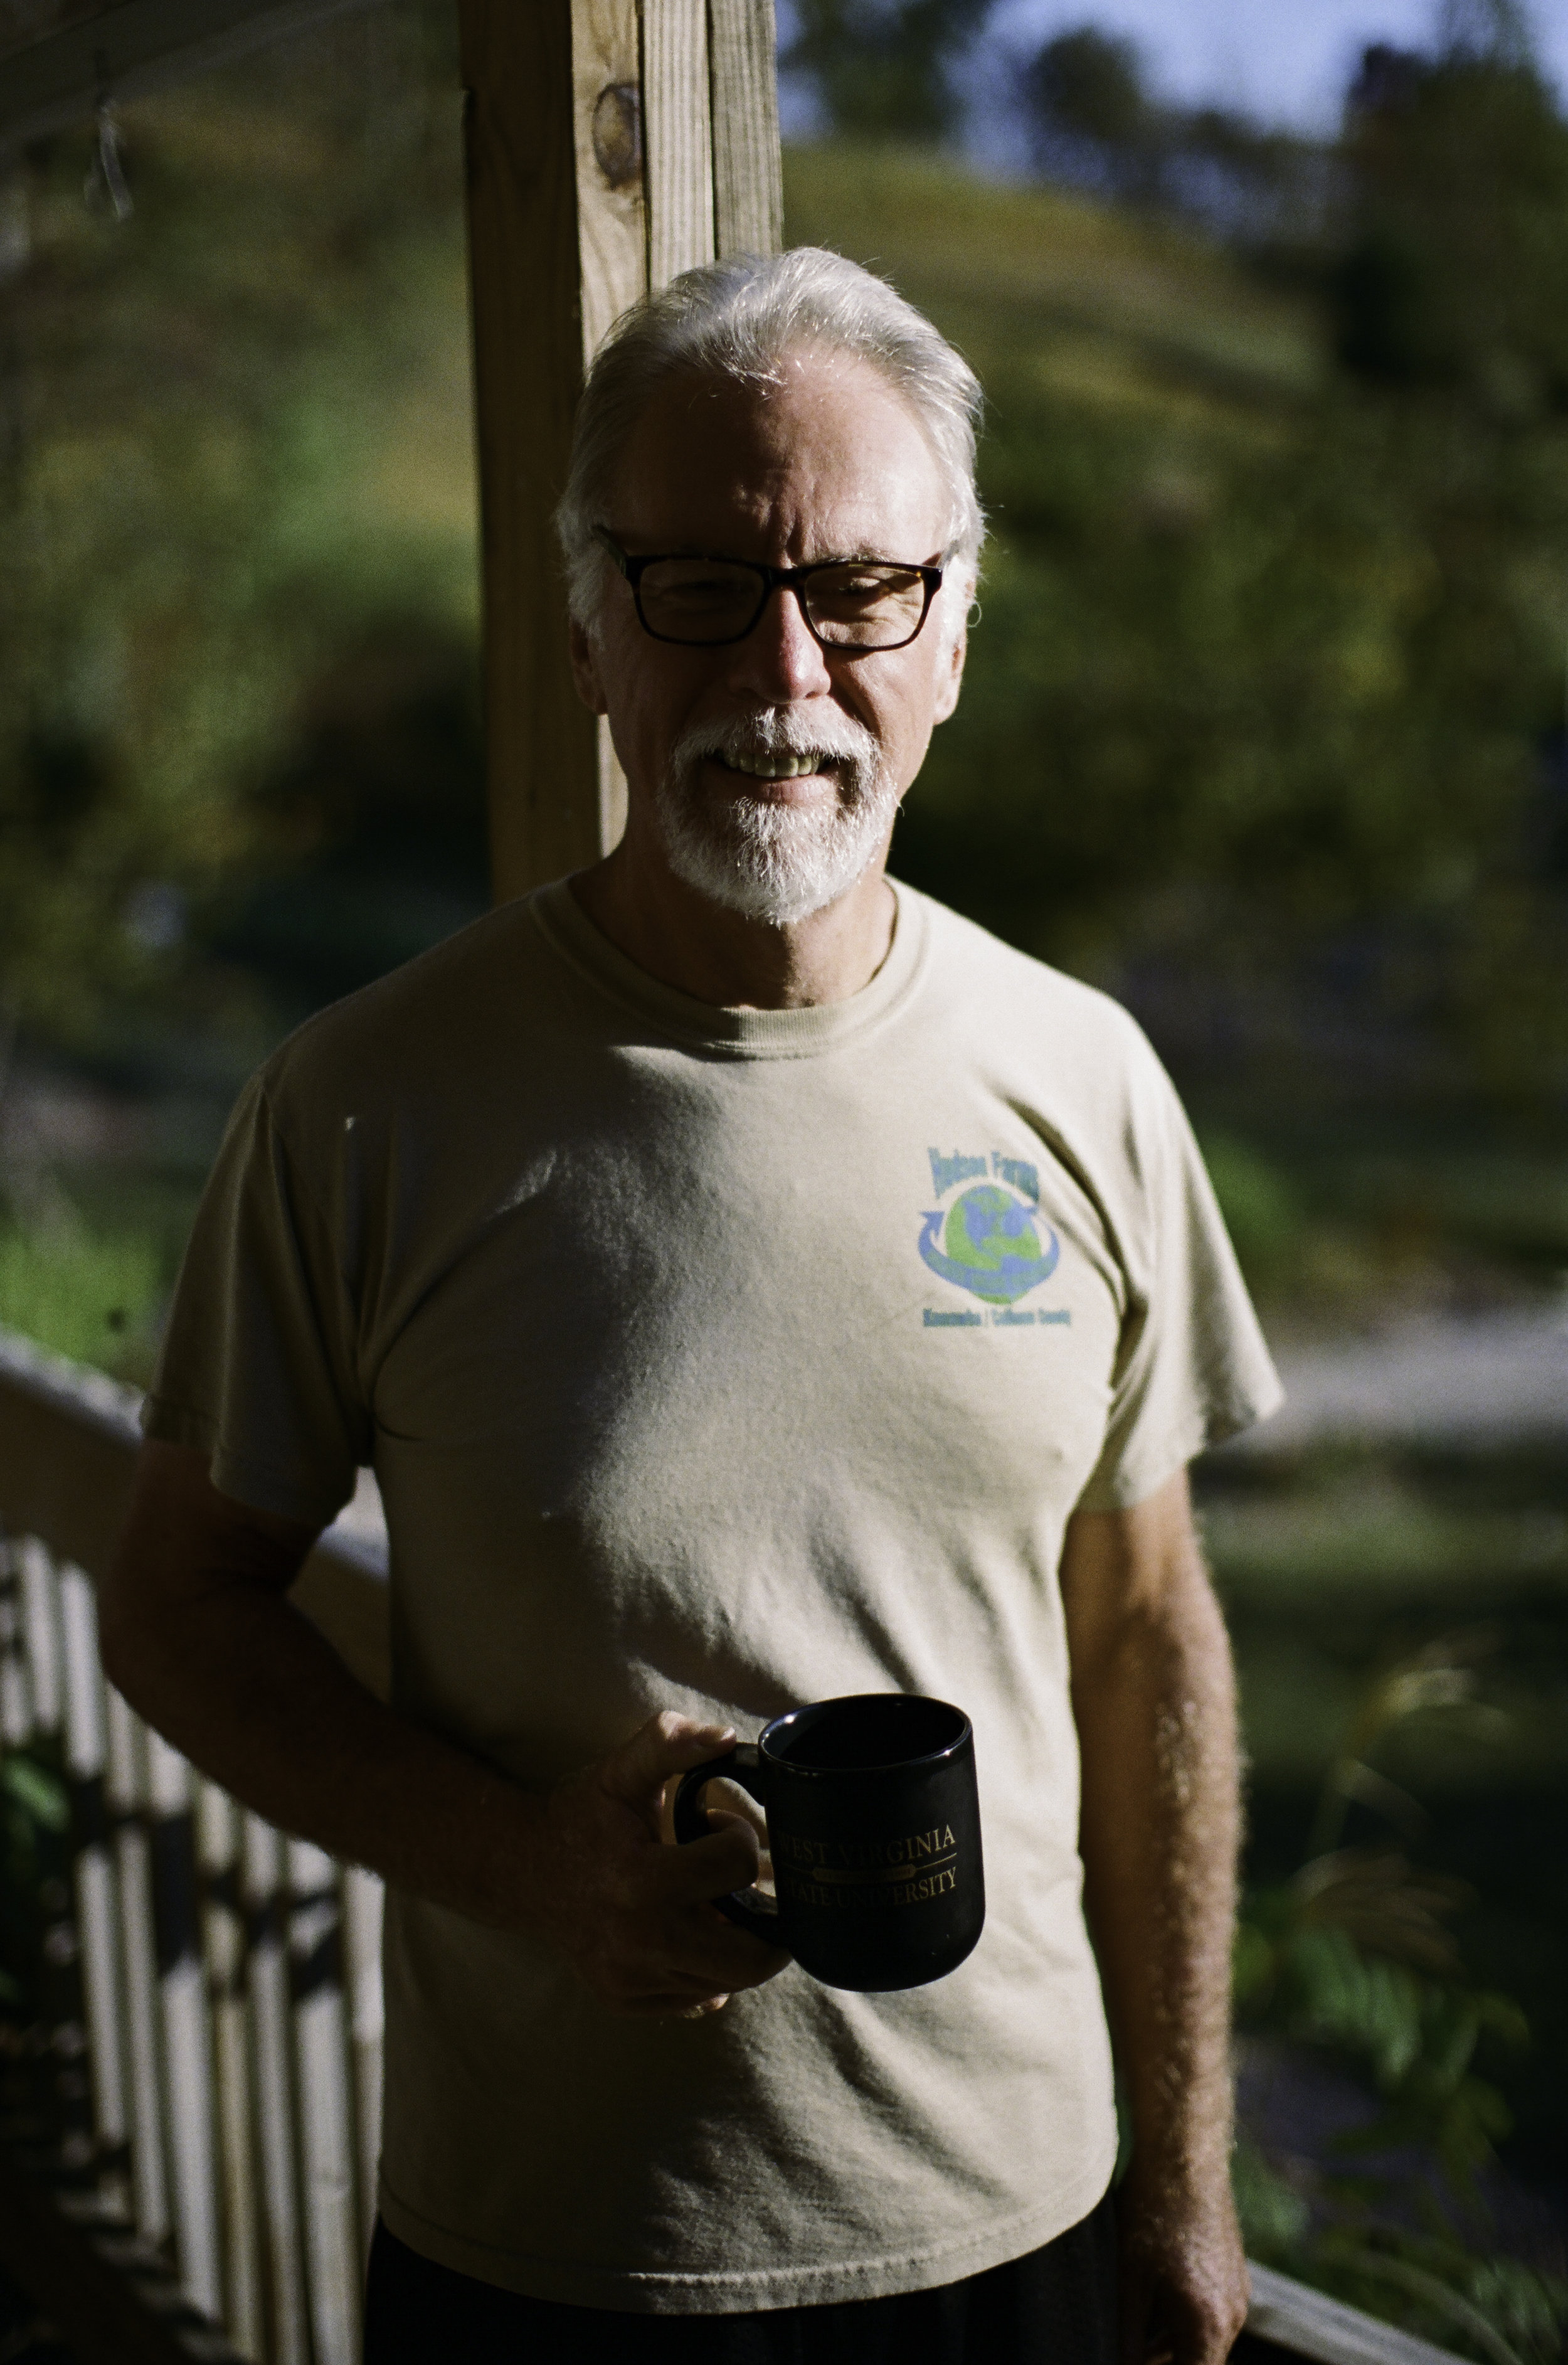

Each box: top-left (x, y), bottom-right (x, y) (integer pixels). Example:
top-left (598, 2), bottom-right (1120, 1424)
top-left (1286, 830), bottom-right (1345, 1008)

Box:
top-left (669, 576), bottom-right (745, 600)
top-left (820, 567), bottom-right (919, 597)
top-left (647, 567), bottom-right (753, 606)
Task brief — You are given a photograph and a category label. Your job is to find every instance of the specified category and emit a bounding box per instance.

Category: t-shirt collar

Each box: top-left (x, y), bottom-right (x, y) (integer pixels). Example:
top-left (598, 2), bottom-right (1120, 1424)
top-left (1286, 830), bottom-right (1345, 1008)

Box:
top-left (528, 873), bottom-right (928, 1060)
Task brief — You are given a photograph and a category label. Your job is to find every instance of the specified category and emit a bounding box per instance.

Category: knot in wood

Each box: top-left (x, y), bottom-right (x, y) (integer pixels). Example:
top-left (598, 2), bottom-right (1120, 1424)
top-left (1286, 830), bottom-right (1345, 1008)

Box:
top-left (591, 81), bottom-right (643, 191)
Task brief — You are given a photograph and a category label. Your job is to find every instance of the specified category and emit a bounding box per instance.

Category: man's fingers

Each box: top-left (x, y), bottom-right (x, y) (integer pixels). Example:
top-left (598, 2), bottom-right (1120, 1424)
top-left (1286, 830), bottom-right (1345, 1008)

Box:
top-left (600, 1710), bottom-right (736, 1806)
top-left (618, 1990), bottom-right (731, 2020)
top-left (1116, 2232), bottom-right (1248, 2365)
top-left (661, 1817), bottom-right (761, 1904)
top-left (543, 1709), bottom-right (790, 2014)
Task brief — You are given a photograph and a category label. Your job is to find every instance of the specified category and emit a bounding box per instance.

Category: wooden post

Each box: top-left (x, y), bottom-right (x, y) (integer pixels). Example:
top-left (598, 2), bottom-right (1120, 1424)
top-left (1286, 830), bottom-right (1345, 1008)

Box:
top-left (644, 0), bottom-right (714, 288)
top-left (569, 0), bottom-right (645, 858)
top-left (458, 1), bottom-right (597, 903)
top-left (459, 0), bottom-right (783, 905)
top-left (709, 0), bottom-right (784, 257)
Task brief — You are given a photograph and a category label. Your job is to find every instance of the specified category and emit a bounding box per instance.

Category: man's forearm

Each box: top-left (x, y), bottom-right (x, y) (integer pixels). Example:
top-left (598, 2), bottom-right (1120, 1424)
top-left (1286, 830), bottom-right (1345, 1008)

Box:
top-left (1074, 1558), bottom-right (1239, 2201)
top-left (102, 1547), bottom-right (540, 1932)
top-left (1078, 1570), bottom-right (1239, 2194)
top-left (99, 1442), bottom-right (783, 2016)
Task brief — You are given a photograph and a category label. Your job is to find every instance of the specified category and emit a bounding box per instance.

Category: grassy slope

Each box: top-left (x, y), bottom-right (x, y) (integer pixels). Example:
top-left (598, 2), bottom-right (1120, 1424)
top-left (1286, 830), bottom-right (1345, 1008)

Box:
top-left (783, 142), bottom-right (1325, 436)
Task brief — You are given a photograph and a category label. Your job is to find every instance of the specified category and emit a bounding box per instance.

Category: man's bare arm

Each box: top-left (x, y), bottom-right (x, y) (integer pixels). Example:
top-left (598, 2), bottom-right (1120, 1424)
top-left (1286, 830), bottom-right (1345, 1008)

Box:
top-left (1060, 1469), bottom-right (1248, 2365)
top-left (99, 1440), bottom-right (787, 2016)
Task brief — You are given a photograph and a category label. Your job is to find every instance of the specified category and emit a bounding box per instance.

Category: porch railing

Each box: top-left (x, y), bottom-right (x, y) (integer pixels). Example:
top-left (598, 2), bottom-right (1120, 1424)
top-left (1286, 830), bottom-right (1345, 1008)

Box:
top-left (0, 1328), bottom-right (386, 2364)
top-left (0, 1324), bottom-right (1469, 2365)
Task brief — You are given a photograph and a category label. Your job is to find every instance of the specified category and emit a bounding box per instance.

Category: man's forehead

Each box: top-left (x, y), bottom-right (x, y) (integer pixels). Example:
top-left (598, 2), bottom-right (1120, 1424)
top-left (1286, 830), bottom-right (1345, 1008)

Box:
top-left (607, 348), bottom-right (948, 557)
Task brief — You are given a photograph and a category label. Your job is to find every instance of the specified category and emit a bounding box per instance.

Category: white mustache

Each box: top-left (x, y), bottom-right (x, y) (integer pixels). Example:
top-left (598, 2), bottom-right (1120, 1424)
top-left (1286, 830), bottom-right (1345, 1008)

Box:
top-left (669, 706), bottom-right (881, 788)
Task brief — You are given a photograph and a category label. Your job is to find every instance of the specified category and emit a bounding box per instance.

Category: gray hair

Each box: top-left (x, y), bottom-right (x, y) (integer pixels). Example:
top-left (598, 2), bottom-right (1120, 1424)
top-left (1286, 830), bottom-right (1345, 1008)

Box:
top-left (554, 247), bottom-right (985, 630)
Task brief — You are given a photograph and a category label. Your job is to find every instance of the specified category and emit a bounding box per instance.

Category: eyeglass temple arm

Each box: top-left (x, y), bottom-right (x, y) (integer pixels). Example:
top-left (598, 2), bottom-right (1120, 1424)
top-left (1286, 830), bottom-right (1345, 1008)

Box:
top-left (591, 526), bottom-right (632, 576)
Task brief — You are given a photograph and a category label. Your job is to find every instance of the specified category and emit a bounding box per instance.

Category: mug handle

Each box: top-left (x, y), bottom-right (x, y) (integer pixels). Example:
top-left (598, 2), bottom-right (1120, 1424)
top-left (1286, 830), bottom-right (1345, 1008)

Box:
top-left (670, 1744), bottom-right (781, 1945)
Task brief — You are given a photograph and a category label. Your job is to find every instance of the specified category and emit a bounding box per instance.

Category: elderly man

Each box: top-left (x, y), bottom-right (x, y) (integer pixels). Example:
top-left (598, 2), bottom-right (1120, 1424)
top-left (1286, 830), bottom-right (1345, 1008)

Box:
top-left (103, 248), bottom-right (1279, 2364)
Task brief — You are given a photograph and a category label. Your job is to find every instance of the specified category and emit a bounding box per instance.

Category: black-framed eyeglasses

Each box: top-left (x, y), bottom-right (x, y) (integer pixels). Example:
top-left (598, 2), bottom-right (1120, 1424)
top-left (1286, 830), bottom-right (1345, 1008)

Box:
top-left (593, 527), bottom-right (945, 652)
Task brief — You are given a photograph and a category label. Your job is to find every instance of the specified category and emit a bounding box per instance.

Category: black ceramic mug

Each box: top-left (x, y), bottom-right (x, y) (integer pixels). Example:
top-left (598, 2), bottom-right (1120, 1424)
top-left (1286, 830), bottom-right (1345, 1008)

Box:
top-left (671, 1693), bottom-right (984, 1992)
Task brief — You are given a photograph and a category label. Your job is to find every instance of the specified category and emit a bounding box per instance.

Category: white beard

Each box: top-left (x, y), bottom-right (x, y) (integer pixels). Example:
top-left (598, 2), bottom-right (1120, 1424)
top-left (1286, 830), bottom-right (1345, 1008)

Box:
top-left (654, 708), bottom-right (900, 927)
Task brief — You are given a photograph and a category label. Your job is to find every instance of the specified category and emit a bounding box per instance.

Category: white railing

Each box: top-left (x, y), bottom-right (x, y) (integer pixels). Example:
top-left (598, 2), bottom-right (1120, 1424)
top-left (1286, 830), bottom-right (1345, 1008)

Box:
top-left (0, 1327), bottom-right (389, 2364)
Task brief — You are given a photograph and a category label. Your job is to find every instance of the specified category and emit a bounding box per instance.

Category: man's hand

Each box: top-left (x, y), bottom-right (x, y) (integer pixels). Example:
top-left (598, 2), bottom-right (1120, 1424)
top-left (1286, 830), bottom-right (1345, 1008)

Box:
top-left (1117, 2169), bottom-right (1250, 2365)
top-left (532, 1711), bottom-right (792, 2016)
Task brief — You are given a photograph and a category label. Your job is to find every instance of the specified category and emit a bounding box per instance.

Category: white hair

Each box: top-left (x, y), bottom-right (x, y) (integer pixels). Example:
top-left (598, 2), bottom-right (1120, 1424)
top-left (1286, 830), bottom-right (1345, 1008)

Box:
top-left (554, 247), bottom-right (985, 630)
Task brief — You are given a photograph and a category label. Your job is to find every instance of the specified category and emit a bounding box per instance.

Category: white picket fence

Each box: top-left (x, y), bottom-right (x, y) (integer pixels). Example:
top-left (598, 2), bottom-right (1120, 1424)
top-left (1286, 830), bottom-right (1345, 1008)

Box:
top-left (0, 1399), bottom-right (384, 2365)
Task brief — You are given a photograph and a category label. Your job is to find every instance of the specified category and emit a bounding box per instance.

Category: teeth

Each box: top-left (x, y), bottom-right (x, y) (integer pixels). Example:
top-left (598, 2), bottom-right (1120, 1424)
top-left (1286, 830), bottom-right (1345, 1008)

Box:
top-left (726, 752), bottom-right (826, 779)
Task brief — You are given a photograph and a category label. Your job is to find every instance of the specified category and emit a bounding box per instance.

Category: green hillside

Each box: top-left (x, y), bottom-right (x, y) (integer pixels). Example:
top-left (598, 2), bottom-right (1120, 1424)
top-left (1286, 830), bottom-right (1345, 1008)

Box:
top-left (788, 141), bottom-right (1568, 1152)
top-left (785, 141), bottom-right (1325, 425)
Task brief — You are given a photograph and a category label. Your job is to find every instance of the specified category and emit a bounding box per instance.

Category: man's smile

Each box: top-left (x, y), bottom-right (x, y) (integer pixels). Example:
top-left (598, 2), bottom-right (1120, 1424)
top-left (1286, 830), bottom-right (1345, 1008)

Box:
top-left (711, 748), bottom-right (838, 781)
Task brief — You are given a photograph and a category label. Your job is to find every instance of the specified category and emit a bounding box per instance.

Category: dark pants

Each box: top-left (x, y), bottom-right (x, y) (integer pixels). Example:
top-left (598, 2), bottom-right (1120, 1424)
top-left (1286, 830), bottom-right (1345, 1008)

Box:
top-left (363, 2186), bottom-right (1118, 2364)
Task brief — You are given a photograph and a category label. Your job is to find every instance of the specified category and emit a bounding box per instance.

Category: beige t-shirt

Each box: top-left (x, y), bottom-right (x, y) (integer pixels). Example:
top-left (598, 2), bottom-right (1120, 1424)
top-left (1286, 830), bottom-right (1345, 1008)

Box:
top-left (146, 878), bottom-right (1281, 2313)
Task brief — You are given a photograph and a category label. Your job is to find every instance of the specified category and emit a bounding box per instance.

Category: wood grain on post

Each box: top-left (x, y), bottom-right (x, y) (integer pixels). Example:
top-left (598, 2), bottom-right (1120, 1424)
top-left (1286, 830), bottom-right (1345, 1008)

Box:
top-left (571, 0), bottom-right (647, 360)
top-left (644, 0), bottom-right (715, 287)
top-left (709, 0), bottom-right (783, 257)
top-left (570, 0), bottom-right (647, 857)
top-left (458, 0), bottom-right (600, 903)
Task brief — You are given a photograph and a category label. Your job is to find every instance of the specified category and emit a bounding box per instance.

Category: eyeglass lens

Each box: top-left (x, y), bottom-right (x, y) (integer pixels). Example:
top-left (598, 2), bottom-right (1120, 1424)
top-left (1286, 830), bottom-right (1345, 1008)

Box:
top-left (637, 559), bottom-right (930, 648)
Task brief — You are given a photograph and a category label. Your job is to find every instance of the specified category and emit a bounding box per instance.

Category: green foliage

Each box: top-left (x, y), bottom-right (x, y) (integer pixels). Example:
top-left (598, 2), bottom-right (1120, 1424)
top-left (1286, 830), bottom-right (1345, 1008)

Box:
top-left (0, 1223), bottom-right (164, 1373)
top-left (928, 378), bottom-right (1560, 1029)
top-left (782, 0), bottom-right (994, 141)
top-left (0, 4), bottom-right (475, 1063)
top-left (1238, 2160), bottom-right (1568, 2365)
top-left (0, 1747), bottom-right (68, 2019)
top-left (1337, 21), bottom-right (1568, 401)
top-left (1232, 1640), bottom-right (1568, 2364)
top-left (1195, 1135), bottom-right (1303, 1285)
top-left (1027, 26), bottom-right (1148, 153)
top-left (783, 136), bottom-right (1568, 1108)
top-left (1020, 24), bottom-right (1188, 210)
top-left (1016, 23), bottom-right (1323, 232)
top-left (1, 1755), bottom-right (67, 1838)
top-left (1321, 2235), bottom-right (1567, 2365)
top-left (787, 10), bottom-right (1568, 1124)
top-left (1240, 1876), bottom-right (1525, 2182)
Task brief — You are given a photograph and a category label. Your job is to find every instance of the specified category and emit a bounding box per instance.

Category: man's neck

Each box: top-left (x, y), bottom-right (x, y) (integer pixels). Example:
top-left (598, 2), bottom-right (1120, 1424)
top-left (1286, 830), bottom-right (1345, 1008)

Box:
top-left (568, 833), bottom-right (898, 1011)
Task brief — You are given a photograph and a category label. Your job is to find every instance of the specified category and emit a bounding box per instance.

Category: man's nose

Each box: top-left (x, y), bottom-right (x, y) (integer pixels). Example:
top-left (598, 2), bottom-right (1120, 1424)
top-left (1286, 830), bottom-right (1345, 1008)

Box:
top-left (726, 583), bottom-right (834, 703)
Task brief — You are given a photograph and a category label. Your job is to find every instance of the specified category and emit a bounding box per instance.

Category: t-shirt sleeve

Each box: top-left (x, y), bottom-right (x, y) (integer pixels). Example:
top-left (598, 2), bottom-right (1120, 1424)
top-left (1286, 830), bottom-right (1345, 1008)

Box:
top-left (1074, 1048), bottom-right (1283, 1513)
top-left (142, 1070), bottom-right (369, 1528)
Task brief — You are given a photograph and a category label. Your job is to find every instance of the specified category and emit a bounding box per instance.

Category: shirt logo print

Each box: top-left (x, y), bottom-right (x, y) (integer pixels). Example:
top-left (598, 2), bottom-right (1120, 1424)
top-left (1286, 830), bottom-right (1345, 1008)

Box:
top-left (919, 1149), bottom-right (1061, 1308)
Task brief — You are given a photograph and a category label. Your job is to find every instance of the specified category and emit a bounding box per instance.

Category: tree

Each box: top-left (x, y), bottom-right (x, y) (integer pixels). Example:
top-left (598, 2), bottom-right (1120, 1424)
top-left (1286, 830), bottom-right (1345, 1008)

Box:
top-left (1335, 14), bottom-right (1568, 401)
top-left (782, 0), bottom-right (995, 143)
top-left (1022, 25), bottom-right (1153, 195)
top-left (1438, 0), bottom-right (1534, 67)
top-left (1020, 28), bottom-right (1316, 235)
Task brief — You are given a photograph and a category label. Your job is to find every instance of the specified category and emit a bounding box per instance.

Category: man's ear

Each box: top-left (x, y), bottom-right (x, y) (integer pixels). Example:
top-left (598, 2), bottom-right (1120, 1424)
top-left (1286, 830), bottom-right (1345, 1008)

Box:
top-left (931, 606), bottom-right (968, 727)
top-left (569, 616), bottom-right (609, 715)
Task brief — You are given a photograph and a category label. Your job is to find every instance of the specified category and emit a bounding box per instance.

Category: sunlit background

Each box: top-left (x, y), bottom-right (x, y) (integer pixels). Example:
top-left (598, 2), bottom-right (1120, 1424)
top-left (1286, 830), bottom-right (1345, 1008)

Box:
top-left (1, 2), bottom-right (1565, 2355)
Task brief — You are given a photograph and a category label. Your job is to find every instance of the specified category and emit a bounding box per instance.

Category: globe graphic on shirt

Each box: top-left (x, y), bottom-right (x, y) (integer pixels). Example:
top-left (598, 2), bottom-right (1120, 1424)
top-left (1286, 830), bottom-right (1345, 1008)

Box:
top-left (918, 1182), bottom-right (1061, 1307)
